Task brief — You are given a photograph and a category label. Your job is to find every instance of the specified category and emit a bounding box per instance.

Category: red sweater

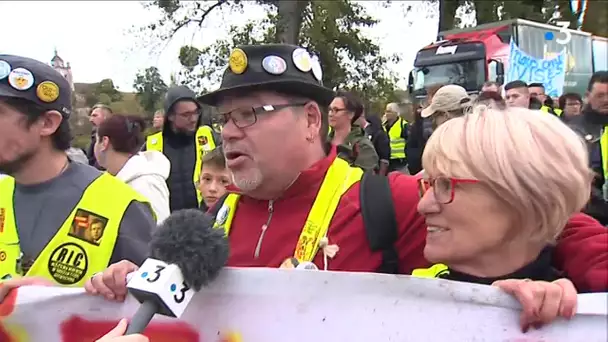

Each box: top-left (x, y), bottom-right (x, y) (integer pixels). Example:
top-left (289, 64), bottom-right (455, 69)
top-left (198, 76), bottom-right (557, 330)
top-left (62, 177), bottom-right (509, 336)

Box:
top-left (224, 152), bottom-right (608, 291)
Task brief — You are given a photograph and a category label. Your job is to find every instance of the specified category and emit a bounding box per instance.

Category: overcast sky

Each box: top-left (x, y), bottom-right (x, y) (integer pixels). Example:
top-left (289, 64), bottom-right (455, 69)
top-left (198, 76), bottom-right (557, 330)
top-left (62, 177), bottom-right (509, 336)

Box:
top-left (0, 1), bottom-right (439, 91)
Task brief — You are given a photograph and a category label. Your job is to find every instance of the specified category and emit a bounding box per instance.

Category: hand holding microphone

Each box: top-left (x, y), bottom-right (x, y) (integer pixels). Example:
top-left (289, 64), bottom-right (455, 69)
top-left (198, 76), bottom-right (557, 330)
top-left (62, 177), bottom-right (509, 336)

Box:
top-left (125, 209), bottom-right (229, 334)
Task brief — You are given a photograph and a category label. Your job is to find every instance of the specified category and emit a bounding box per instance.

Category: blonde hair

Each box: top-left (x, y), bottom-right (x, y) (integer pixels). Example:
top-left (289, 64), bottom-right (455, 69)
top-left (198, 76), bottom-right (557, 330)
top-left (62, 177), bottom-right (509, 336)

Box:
top-left (422, 105), bottom-right (593, 243)
top-left (385, 102), bottom-right (400, 114)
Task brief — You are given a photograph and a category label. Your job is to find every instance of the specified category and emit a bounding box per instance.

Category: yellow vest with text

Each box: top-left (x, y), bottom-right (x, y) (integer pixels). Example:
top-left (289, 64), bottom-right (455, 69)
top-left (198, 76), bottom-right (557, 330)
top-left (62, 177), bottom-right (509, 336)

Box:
top-left (213, 158), bottom-right (363, 263)
top-left (384, 118), bottom-right (407, 159)
top-left (0, 173), bottom-right (151, 286)
top-left (412, 263), bottom-right (449, 278)
top-left (146, 125), bottom-right (216, 203)
top-left (540, 105), bottom-right (562, 117)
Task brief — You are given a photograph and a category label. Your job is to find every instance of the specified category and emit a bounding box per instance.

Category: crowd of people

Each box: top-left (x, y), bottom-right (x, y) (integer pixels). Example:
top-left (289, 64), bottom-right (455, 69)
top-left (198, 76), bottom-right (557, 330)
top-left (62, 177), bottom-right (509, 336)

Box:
top-left (0, 43), bottom-right (607, 341)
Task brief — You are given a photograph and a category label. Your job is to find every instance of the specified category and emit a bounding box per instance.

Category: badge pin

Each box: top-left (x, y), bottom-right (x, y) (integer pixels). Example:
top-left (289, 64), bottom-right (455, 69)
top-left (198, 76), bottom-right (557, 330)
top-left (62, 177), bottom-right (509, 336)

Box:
top-left (229, 48), bottom-right (248, 75)
top-left (585, 134), bottom-right (593, 141)
top-left (216, 205), bottom-right (230, 226)
top-left (0, 60), bottom-right (11, 80)
top-left (262, 55), bottom-right (287, 75)
top-left (311, 56), bottom-right (323, 82)
top-left (8, 67), bottom-right (35, 91)
top-left (292, 48), bottom-right (312, 73)
top-left (36, 81), bottom-right (60, 103)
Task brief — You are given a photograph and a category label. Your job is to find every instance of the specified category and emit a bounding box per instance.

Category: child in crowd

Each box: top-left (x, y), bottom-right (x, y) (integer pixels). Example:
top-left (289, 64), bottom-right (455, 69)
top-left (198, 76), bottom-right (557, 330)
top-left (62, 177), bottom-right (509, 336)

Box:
top-left (198, 147), bottom-right (232, 211)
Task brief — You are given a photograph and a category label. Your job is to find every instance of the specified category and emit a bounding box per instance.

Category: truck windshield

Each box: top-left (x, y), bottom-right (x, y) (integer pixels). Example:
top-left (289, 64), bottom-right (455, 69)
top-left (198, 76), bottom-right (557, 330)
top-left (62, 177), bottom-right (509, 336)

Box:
top-left (412, 59), bottom-right (485, 92)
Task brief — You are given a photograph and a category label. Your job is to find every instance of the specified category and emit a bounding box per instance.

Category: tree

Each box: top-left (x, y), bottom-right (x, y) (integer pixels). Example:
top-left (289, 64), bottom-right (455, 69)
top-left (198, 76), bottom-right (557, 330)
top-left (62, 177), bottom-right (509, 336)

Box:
top-left (95, 79), bottom-right (123, 102)
top-left (141, 1), bottom-right (401, 114)
top-left (133, 66), bottom-right (168, 114)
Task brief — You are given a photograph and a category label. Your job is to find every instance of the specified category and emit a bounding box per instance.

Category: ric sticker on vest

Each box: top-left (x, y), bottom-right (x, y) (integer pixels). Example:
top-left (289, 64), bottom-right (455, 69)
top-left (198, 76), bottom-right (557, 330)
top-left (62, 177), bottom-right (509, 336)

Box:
top-left (68, 209), bottom-right (108, 246)
top-left (198, 136), bottom-right (208, 146)
top-left (48, 242), bottom-right (88, 285)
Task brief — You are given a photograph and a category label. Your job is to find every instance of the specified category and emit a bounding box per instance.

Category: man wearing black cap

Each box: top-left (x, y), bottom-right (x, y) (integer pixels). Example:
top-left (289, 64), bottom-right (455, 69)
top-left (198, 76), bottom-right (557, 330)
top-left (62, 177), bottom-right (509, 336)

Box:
top-left (145, 85), bottom-right (218, 212)
top-left (88, 45), bottom-right (608, 301)
top-left (0, 54), bottom-right (155, 287)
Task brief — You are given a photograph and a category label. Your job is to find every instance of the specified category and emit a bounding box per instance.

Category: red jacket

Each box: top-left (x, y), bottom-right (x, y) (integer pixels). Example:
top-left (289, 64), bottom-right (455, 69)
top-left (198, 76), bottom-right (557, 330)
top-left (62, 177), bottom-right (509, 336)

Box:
top-left (223, 152), bottom-right (608, 291)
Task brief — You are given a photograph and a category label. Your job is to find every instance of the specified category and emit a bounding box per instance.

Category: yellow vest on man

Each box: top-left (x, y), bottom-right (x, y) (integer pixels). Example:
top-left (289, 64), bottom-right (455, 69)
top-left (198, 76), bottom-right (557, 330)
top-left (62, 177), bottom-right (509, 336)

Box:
top-left (146, 126), bottom-right (216, 203)
top-left (384, 118), bottom-right (407, 160)
top-left (0, 173), bottom-right (151, 286)
top-left (213, 158), bottom-right (363, 263)
top-left (540, 105), bottom-right (562, 117)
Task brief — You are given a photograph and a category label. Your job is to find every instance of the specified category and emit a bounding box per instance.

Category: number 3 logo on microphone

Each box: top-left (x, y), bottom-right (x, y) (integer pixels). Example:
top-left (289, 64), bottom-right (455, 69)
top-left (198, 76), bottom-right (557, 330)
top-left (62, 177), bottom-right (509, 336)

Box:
top-left (170, 281), bottom-right (191, 303)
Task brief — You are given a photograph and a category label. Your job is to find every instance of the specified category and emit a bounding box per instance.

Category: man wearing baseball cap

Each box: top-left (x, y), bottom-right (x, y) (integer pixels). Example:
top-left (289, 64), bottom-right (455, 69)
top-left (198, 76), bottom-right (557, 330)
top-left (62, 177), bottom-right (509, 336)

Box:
top-left (89, 45), bottom-right (608, 307)
top-left (420, 84), bottom-right (472, 129)
top-left (0, 55), bottom-right (155, 288)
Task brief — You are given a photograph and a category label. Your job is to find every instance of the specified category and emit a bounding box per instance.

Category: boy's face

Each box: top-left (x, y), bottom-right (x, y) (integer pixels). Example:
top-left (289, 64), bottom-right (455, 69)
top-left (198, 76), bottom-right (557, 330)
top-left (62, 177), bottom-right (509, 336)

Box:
top-left (199, 165), bottom-right (231, 207)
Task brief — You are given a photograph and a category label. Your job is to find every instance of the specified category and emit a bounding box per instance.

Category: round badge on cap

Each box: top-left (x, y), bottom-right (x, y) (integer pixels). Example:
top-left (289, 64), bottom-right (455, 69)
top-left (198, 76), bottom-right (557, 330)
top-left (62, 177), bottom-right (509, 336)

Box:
top-left (36, 81), bottom-right (60, 103)
top-left (262, 55), bottom-right (287, 75)
top-left (0, 60), bottom-right (11, 80)
top-left (311, 56), bottom-right (323, 82)
top-left (8, 67), bottom-right (35, 91)
top-left (229, 48), bottom-right (248, 75)
top-left (292, 48), bottom-right (312, 73)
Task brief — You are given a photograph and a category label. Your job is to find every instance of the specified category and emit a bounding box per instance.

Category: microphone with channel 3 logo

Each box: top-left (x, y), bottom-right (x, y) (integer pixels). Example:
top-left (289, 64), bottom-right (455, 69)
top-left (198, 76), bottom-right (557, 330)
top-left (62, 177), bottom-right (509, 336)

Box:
top-left (125, 209), bottom-right (229, 334)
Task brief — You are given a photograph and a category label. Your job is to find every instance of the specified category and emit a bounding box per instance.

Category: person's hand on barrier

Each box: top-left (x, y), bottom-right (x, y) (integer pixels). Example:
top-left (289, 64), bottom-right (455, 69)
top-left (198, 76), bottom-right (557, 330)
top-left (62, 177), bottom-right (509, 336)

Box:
top-left (493, 278), bottom-right (577, 333)
top-left (96, 318), bottom-right (149, 342)
top-left (0, 277), bottom-right (54, 303)
top-left (84, 260), bottom-right (138, 302)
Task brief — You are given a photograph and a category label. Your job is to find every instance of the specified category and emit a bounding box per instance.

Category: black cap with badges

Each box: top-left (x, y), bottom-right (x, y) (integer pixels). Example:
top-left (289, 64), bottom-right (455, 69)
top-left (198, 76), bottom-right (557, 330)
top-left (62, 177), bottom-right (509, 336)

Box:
top-left (0, 54), bottom-right (72, 117)
top-left (198, 44), bottom-right (335, 107)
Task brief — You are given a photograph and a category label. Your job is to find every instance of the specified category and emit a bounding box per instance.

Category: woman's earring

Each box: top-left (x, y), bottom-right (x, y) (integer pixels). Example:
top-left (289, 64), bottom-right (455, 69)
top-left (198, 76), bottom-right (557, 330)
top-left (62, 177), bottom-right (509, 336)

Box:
top-left (306, 135), bottom-right (315, 143)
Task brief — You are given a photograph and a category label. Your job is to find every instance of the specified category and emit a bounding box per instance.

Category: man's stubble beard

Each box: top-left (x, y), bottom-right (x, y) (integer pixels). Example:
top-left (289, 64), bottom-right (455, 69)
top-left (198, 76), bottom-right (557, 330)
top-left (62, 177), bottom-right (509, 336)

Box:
top-left (0, 148), bottom-right (36, 175)
top-left (230, 167), bottom-right (263, 193)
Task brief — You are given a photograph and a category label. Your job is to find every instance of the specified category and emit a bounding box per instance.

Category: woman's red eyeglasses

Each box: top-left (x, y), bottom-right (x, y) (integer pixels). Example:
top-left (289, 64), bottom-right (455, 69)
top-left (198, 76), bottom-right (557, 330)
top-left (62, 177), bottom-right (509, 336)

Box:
top-left (417, 176), bottom-right (479, 204)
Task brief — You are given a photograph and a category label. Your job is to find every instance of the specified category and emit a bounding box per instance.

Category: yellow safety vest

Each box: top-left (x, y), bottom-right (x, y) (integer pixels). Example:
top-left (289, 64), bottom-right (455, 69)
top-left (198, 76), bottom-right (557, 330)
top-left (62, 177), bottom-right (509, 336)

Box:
top-left (540, 105), bottom-right (562, 117)
top-left (0, 173), bottom-right (151, 286)
top-left (213, 158), bottom-right (363, 262)
top-left (412, 263), bottom-right (450, 278)
top-left (146, 126), bottom-right (216, 203)
top-left (601, 127), bottom-right (608, 180)
top-left (384, 118), bottom-right (407, 159)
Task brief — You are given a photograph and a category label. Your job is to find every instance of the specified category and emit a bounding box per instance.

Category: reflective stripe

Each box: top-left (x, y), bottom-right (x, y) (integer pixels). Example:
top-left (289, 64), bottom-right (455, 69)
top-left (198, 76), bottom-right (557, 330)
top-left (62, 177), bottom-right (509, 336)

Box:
top-left (601, 127), bottom-right (608, 180)
top-left (146, 126), bottom-right (216, 203)
top-left (384, 118), bottom-right (406, 159)
top-left (411, 263), bottom-right (449, 278)
top-left (214, 158), bottom-right (363, 263)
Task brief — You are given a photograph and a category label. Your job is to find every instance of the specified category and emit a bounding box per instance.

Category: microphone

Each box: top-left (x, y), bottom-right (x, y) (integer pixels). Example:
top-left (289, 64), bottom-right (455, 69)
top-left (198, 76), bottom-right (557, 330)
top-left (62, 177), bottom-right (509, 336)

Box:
top-left (125, 209), bottom-right (229, 334)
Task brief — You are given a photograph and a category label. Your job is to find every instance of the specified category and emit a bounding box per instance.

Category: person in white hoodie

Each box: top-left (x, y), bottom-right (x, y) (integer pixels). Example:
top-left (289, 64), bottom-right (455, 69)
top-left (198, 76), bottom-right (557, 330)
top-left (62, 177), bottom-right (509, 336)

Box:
top-left (94, 114), bottom-right (171, 223)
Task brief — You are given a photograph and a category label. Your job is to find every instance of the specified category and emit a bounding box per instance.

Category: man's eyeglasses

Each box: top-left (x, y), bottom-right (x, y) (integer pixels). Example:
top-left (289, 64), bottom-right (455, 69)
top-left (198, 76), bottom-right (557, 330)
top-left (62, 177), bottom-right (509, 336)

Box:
top-left (174, 110), bottom-right (201, 121)
top-left (219, 103), bottom-right (308, 129)
top-left (417, 176), bottom-right (479, 204)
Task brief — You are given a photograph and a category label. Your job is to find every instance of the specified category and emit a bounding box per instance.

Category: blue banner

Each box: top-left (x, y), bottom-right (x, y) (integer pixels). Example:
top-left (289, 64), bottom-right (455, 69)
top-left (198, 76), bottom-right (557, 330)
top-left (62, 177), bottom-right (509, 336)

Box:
top-left (506, 40), bottom-right (567, 97)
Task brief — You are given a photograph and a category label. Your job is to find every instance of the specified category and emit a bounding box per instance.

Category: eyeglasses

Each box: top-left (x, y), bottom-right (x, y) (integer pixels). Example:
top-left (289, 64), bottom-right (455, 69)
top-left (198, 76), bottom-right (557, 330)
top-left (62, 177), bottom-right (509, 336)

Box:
top-left (329, 107), bottom-right (348, 114)
top-left (218, 103), bottom-right (308, 129)
top-left (417, 176), bottom-right (479, 204)
top-left (175, 110), bottom-right (201, 121)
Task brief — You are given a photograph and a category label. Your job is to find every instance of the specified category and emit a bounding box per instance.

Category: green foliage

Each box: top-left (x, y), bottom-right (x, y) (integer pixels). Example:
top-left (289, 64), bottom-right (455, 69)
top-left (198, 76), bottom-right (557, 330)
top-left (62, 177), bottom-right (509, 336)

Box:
top-left (133, 66), bottom-right (168, 115)
top-left (436, 0), bottom-right (607, 35)
top-left (153, 0), bottom-right (400, 111)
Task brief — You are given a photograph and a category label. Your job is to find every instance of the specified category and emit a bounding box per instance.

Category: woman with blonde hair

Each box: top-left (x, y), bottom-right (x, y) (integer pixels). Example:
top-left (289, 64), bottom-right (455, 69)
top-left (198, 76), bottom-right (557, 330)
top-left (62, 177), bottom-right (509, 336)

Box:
top-left (414, 105), bottom-right (598, 330)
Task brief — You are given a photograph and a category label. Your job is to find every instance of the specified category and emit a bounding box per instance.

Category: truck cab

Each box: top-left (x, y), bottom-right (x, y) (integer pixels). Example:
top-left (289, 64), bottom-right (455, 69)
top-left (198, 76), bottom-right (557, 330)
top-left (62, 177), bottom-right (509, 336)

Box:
top-left (409, 26), bottom-right (509, 100)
